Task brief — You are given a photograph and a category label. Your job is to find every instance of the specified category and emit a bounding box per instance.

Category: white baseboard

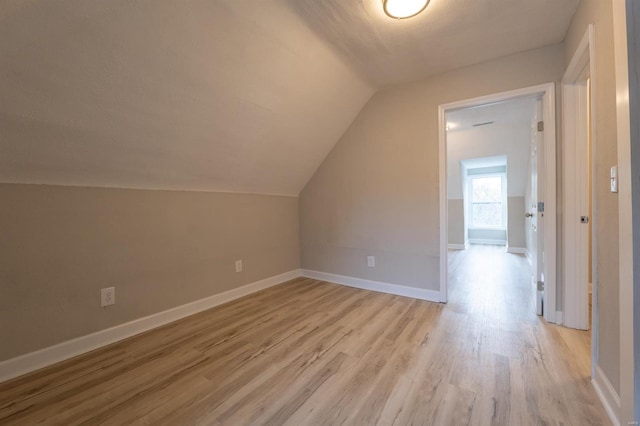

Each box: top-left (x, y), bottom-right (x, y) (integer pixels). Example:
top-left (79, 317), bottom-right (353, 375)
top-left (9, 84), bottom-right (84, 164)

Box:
top-left (507, 246), bottom-right (527, 254)
top-left (468, 239), bottom-right (507, 246)
top-left (448, 243), bottom-right (466, 250)
top-left (302, 269), bottom-right (442, 303)
top-left (592, 364), bottom-right (621, 426)
top-left (0, 269), bottom-right (303, 384)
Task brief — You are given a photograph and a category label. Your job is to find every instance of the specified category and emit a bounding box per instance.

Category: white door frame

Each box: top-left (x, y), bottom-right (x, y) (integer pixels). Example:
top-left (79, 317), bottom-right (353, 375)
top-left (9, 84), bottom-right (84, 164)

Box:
top-left (562, 26), bottom-right (596, 333)
top-left (613, 0), bottom-right (638, 422)
top-left (438, 83), bottom-right (558, 324)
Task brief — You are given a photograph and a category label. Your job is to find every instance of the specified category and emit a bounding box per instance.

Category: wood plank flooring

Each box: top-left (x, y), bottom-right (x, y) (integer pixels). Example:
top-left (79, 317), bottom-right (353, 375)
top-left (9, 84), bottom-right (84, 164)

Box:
top-left (0, 245), bottom-right (610, 425)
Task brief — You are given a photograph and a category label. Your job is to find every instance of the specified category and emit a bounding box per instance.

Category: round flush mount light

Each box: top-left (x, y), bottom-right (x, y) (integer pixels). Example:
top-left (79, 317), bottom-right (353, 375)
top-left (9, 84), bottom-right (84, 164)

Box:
top-left (383, 0), bottom-right (430, 19)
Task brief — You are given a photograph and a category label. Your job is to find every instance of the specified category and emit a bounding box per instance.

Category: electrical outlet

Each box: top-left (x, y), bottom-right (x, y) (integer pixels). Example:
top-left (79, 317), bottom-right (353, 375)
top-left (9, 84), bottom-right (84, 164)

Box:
top-left (367, 256), bottom-right (375, 268)
top-left (101, 287), bottom-right (115, 307)
top-left (235, 260), bottom-right (243, 273)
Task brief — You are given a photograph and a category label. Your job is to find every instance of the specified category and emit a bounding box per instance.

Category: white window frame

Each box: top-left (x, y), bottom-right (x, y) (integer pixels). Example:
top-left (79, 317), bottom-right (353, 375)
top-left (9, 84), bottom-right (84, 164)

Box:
top-left (466, 172), bottom-right (507, 231)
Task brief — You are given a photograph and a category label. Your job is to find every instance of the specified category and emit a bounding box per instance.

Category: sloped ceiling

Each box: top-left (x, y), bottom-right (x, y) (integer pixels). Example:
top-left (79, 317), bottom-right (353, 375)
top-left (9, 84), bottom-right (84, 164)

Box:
top-left (287, 0), bottom-right (580, 86)
top-left (0, 0), bottom-right (373, 195)
top-left (0, 0), bottom-right (580, 195)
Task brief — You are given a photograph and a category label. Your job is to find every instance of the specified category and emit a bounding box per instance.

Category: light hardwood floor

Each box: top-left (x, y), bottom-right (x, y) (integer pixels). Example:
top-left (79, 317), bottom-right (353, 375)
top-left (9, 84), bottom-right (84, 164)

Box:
top-left (0, 246), bottom-right (609, 425)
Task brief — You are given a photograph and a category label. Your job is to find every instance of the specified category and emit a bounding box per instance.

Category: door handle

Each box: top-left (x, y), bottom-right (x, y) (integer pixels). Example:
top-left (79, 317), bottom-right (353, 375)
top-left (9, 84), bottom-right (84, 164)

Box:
top-left (525, 212), bottom-right (534, 218)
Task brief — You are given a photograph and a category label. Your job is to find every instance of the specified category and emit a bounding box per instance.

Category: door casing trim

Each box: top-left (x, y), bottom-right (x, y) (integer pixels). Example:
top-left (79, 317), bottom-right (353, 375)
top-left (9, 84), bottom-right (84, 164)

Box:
top-left (562, 25), bottom-right (596, 332)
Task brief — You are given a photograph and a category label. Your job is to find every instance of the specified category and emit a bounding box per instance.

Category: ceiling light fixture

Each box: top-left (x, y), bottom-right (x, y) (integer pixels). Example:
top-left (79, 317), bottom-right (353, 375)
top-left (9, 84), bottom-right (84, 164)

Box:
top-left (383, 0), bottom-right (430, 19)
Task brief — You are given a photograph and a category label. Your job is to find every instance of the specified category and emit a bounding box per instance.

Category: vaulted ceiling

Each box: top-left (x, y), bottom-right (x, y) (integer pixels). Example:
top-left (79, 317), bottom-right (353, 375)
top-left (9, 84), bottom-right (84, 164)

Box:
top-left (0, 0), bottom-right (372, 195)
top-left (0, 0), bottom-right (580, 195)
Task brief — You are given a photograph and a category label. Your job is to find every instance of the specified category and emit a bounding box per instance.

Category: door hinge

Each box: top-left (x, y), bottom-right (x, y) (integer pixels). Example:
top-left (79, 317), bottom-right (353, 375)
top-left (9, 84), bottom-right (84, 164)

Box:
top-left (537, 202), bottom-right (545, 213)
top-left (537, 121), bottom-right (544, 132)
top-left (537, 281), bottom-right (545, 291)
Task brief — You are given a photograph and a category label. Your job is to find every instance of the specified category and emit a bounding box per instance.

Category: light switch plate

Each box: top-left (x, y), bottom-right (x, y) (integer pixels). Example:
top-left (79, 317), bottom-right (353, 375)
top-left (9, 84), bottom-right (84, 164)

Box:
top-left (611, 166), bottom-right (618, 193)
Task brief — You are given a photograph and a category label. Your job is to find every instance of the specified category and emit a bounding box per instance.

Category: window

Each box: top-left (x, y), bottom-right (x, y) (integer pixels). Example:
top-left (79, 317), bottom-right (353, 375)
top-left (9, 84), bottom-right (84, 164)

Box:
top-left (469, 175), bottom-right (506, 229)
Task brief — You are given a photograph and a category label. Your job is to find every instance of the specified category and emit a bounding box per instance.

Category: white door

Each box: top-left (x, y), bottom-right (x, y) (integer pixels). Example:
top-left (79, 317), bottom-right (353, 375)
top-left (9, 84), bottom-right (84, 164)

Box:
top-left (529, 97), bottom-right (545, 316)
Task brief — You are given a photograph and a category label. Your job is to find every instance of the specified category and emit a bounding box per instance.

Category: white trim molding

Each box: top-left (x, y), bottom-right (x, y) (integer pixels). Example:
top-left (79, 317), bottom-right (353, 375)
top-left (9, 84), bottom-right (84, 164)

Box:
top-left (448, 243), bottom-right (467, 250)
top-left (0, 269), bottom-right (303, 383)
top-left (468, 239), bottom-right (506, 246)
top-left (613, 0), bottom-right (639, 422)
top-left (592, 364), bottom-right (622, 426)
top-left (301, 270), bottom-right (442, 303)
top-left (506, 246), bottom-right (528, 255)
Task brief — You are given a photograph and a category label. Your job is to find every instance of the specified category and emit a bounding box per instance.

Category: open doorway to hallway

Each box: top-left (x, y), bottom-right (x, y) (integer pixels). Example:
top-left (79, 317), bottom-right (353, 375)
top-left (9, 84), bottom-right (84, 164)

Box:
top-left (438, 83), bottom-right (558, 325)
top-left (445, 96), bottom-right (543, 314)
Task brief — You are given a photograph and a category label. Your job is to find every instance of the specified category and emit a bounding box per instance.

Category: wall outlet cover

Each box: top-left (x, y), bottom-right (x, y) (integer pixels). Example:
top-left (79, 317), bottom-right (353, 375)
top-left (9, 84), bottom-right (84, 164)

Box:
top-left (367, 256), bottom-right (375, 268)
top-left (101, 287), bottom-right (115, 307)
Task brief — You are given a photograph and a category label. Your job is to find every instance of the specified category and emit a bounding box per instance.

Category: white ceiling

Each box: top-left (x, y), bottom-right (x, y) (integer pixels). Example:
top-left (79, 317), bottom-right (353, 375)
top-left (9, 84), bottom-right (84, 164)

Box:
top-left (287, 0), bottom-right (580, 86)
top-left (446, 96), bottom-right (538, 132)
top-left (0, 0), bottom-right (578, 195)
top-left (460, 155), bottom-right (507, 170)
top-left (0, 0), bottom-right (372, 195)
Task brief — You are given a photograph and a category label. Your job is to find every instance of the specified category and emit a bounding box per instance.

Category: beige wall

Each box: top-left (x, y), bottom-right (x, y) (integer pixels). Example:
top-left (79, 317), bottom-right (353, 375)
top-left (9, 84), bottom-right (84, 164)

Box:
top-left (0, 184), bottom-right (300, 361)
top-left (508, 197), bottom-right (527, 248)
top-left (564, 0), bottom-right (620, 394)
top-left (448, 199), bottom-right (465, 246)
top-left (300, 44), bottom-right (565, 290)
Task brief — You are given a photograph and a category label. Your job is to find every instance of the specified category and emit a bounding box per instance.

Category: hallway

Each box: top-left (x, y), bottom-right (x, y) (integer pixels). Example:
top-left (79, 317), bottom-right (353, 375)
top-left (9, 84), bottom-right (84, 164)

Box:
top-left (447, 245), bottom-right (607, 424)
top-left (448, 245), bottom-right (535, 322)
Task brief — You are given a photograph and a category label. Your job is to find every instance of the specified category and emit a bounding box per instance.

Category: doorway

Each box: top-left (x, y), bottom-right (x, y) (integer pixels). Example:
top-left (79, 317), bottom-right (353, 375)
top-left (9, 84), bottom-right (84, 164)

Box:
top-left (438, 83), bottom-right (558, 324)
top-left (562, 25), bottom-right (597, 377)
top-left (446, 96), bottom-right (540, 314)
